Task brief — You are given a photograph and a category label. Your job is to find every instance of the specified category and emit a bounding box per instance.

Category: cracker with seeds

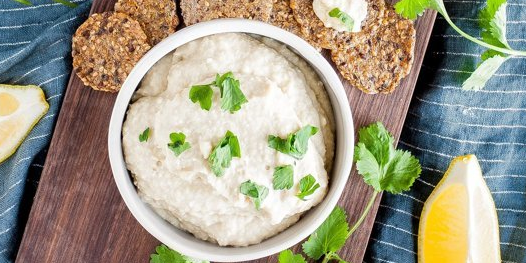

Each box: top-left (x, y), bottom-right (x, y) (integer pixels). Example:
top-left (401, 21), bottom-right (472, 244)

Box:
top-left (270, 0), bottom-right (322, 51)
top-left (331, 7), bottom-right (416, 94)
top-left (115, 0), bottom-right (179, 45)
top-left (180, 0), bottom-right (273, 26)
top-left (72, 12), bottom-right (151, 92)
top-left (290, 0), bottom-right (386, 50)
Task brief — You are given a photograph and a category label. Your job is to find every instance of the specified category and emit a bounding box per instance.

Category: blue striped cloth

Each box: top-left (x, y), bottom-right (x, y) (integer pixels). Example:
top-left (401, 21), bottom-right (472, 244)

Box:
top-left (0, 1), bottom-right (91, 262)
top-left (365, 0), bottom-right (526, 262)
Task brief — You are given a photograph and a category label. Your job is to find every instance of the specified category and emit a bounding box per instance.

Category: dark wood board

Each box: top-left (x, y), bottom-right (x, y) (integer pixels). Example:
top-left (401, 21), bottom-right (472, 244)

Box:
top-left (17, 0), bottom-right (436, 262)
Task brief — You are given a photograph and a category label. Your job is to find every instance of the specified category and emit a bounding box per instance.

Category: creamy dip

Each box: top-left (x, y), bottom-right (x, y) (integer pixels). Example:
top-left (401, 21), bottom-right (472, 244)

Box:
top-left (313, 0), bottom-right (368, 32)
top-left (122, 33), bottom-right (335, 246)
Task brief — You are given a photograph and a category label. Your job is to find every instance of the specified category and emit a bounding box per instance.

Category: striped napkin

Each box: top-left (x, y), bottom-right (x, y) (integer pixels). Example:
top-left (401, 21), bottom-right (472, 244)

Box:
top-left (0, 1), bottom-right (91, 262)
top-left (365, 0), bottom-right (526, 262)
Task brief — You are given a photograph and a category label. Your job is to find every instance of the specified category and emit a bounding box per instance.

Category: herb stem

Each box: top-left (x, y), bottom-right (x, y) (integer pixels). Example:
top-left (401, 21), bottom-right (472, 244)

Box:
top-left (347, 190), bottom-right (379, 237)
top-left (440, 12), bottom-right (526, 56)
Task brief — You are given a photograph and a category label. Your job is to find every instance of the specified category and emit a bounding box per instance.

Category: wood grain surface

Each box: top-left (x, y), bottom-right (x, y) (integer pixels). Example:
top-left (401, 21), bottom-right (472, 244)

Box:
top-left (17, 1), bottom-right (436, 262)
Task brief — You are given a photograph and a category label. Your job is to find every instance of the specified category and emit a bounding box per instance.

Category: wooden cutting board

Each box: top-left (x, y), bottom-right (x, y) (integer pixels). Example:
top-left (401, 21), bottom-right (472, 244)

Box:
top-left (16, 1), bottom-right (436, 262)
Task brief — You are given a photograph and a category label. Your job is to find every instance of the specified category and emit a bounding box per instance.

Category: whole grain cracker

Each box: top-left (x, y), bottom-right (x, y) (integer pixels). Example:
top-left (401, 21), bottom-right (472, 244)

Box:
top-left (270, 0), bottom-right (322, 51)
top-left (115, 0), bottom-right (179, 45)
top-left (331, 7), bottom-right (416, 94)
top-left (290, 0), bottom-right (386, 50)
top-left (72, 12), bottom-right (151, 92)
top-left (180, 0), bottom-right (273, 26)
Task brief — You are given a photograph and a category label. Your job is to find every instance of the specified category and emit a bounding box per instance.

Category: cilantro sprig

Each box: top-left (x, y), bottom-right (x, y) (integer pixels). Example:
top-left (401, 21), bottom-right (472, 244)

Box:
top-left (150, 244), bottom-right (208, 263)
top-left (139, 127), bottom-right (150, 142)
top-left (296, 174), bottom-right (320, 200)
top-left (273, 165), bottom-right (294, 190)
top-left (240, 180), bottom-right (269, 210)
top-left (167, 132), bottom-right (191, 156)
top-left (395, 0), bottom-right (526, 90)
top-left (276, 122), bottom-right (421, 263)
top-left (268, 125), bottom-right (319, 160)
top-left (189, 72), bottom-right (248, 113)
top-left (328, 8), bottom-right (355, 31)
top-left (208, 130), bottom-right (241, 176)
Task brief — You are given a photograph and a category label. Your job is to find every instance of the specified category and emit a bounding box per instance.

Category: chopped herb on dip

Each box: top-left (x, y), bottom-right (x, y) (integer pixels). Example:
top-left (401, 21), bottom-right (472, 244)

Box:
top-left (268, 125), bottom-right (319, 159)
top-left (328, 8), bottom-right (355, 32)
top-left (189, 72), bottom-right (248, 113)
top-left (189, 85), bottom-right (213, 111)
top-left (139, 127), bottom-right (150, 142)
top-left (297, 174), bottom-right (320, 200)
top-left (208, 130), bottom-right (241, 176)
top-left (273, 165), bottom-right (294, 190)
top-left (167, 132), bottom-right (191, 156)
top-left (240, 180), bottom-right (269, 210)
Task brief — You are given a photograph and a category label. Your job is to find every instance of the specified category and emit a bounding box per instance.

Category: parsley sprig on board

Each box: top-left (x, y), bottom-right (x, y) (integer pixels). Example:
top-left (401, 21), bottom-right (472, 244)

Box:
top-left (278, 122), bottom-right (422, 263)
top-left (395, 0), bottom-right (526, 90)
top-left (13, 0), bottom-right (77, 7)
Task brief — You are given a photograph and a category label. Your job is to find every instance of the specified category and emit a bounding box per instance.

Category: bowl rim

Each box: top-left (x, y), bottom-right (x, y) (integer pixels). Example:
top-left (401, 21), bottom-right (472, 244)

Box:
top-left (108, 19), bottom-right (354, 262)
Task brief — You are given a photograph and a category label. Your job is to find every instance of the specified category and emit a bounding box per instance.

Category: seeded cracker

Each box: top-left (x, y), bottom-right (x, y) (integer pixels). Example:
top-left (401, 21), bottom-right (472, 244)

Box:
top-left (290, 0), bottom-right (386, 50)
top-left (270, 0), bottom-right (322, 51)
top-left (180, 0), bottom-right (273, 26)
top-left (72, 12), bottom-right (151, 92)
top-left (115, 0), bottom-right (179, 45)
top-left (331, 7), bottom-right (416, 94)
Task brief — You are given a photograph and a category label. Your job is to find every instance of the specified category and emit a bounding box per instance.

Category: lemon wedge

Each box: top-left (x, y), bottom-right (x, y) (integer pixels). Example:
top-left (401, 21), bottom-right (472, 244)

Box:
top-left (418, 155), bottom-right (500, 263)
top-left (0, 84), bottom-right (49, 163)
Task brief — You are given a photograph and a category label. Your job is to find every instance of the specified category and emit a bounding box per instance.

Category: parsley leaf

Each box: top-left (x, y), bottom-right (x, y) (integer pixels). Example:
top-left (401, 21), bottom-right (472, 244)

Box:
top-left (150, 244), bottom-right (208, 263)
top-left (273, 165), bottom-right (294, 190)
top-left (268, 125), bottom-right (319, 160)
top-left (479, 0), bottom-right (510, 49)
top-left (296, 174), bottom-right (320, 200)
top-left (394, 0), bottom-right (446, 20)
top-left (302, 207), bottom-right (349, 260)
top-left (208, 130), bottom-right (241, 176)
top-left (463, 0), bottom-right (509, 90)
top-left (278, 250), bottom-right (306, 263)
top-left (462, 55), bottom-right (508, 90)
top-left (167, 132), bottom-right (191, 157)
top-left (240, 180), bottom-right (269, 210)
top-left (328, 8), bottom-right (354, 31)
top-left (188, 72), bottom-right (247, 113)
top-left (189, 85), bottom-right (214, 111)
top-left (139, 127), bottom-right (150, 142)
top-left (218, 74), bottom-right (247, 113)
top-left (354, 122), bottom-right (421, 194)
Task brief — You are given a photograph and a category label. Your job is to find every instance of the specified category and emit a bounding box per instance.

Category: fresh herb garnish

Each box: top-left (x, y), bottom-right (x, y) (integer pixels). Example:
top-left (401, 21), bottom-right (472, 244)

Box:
top-left (12, 0), bottom-right (77, 7)
top-left (354, 122), bottom-right (421, 194)
top-left (328, 8), bottom-right (354, 31)
top-left (268, 125), bottom-right (319, 160)
top-left (150, 244), bottom-right (208, 263)
top-left (394, 0), bottom-right (525, 90)
top-left (208, 130), bottom-right (241, 176)
top-left (272, 165), bottom-right (294, 190)
top-left (167, 132), bottom-right (191, 157)
top-left (240, 180), bottom-right (269, 210)
top-left (296, 174), bottom-right (320, 200)
top-left (278, 250), bottom-right (307, 263)
top-left (189, 72), bottom-right (248, 113)
top-left (189, 85), bottom-right (213, 111)
top-left (273, 122), bottom-right (421, 263)
top-left (302, 207), bottom-right (349, 260)
top-left (139, 127), bottom-right (150, 142)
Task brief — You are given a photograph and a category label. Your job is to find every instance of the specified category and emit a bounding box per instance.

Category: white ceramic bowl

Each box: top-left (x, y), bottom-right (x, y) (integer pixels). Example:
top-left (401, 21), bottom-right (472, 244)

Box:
top-left (108, 19), bottom-right (354, 262)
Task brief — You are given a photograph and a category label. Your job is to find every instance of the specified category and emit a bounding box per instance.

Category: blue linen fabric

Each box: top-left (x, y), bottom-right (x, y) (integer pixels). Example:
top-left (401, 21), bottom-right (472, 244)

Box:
top-left (364, 0), bottom-right (526, 263)
top-left (0, 1), bottom-right (91, 262)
